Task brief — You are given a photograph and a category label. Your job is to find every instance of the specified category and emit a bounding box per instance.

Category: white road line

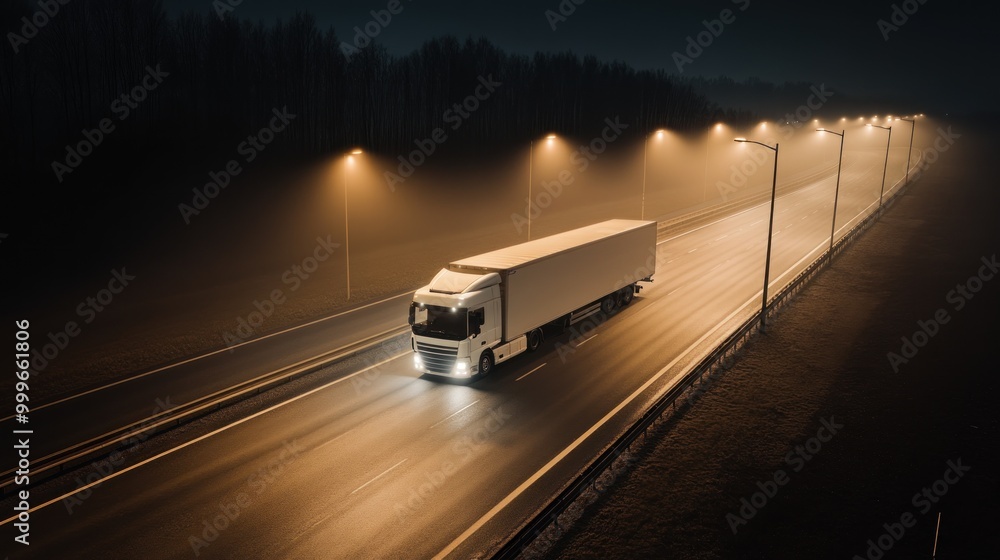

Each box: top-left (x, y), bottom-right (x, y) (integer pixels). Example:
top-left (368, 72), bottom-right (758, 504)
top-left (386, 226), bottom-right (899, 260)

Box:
top-left (835, 164), bottom-right (910, 239)
top-left (770, 238), bottom-right (828, 290)
top-left (0, 351), bottom-right (410, 526)
top-left (715, 234), bottom-right (729, 241)
top-left (350, 458), bottom-right (407, 496)
top-left (515, 364), bottom-right (547, 382)
top-left (660, 202), bottom-right (767, 243)
top-left (433, 285), bottom-right (761, 560)
top-left (429, 400), bottom-right (481, 429)
top-left (315, 427), bottom-right (359, 452)
top-left (574, 334), bottom-right (598, 347)
top-left (687, 248), bottom-right (697, 254)
top-left (748, 220), bottom-right (763, 227)
top-left (4, 290), bottom-right (415, 420)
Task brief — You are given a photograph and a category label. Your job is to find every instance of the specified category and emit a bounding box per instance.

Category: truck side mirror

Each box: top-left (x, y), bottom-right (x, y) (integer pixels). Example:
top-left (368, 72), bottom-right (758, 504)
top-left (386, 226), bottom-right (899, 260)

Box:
top-left (407, 304), bottom-right (415, 326)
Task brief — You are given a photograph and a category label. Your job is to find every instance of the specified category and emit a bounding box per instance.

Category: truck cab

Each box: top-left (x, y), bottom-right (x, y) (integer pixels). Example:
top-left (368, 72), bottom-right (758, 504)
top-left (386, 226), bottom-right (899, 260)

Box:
top-left (409, 269), bottom-right (502, 378)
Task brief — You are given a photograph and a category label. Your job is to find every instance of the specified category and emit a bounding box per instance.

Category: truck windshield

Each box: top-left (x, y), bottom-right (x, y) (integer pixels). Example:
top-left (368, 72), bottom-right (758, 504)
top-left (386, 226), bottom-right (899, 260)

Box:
top-left (409, 303), bottom-right (468, 341)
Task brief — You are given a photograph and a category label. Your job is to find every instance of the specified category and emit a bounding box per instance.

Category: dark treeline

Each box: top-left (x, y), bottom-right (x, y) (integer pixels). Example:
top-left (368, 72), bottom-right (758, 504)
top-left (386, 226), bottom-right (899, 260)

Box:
top-left (688, 76), bottom-right (921, 122)
top-left (1, 0), bottom-right (752, 187)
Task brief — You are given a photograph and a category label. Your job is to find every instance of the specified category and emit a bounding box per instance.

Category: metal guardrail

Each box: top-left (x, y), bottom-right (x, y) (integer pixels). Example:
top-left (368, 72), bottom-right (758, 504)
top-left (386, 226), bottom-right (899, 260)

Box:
top-left (491, 164), bottom-right (918, 560)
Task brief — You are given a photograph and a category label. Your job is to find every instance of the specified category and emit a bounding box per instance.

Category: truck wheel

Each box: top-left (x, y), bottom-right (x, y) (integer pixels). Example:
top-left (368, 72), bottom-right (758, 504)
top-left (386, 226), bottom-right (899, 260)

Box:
top-left (620, 285), bottom-right (635, 306)
top-left (527, 329), bottom-right (542, 351)
top-left (478, 350), bottom-right (495, 378)
top-left (601, 295), bottom-right (617, 315)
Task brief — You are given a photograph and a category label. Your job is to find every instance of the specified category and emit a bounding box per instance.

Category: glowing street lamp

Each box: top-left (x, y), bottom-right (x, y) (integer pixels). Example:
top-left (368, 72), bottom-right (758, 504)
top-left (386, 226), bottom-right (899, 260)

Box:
top-left (344, 148), bottom-right (363, 299)
top-left (898, 117), bottom-right (917, 185)
top-left (641, 129), bottom-right (667, 220)
top-left (867, 124), bottom-right (893, 210)
top-left (527, 134), bottom-right (557, 239)
top-left (816, 128), bottom-right (846, 256)
top-left (704, 123), bottom-right (729, 202)
top-left (734, 137), bottom-right (779, 332)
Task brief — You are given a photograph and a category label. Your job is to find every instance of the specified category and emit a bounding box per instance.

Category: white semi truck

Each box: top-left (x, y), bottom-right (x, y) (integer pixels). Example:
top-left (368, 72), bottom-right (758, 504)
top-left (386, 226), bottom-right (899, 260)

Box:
top-left (409, 219), bottom-right (657, 379)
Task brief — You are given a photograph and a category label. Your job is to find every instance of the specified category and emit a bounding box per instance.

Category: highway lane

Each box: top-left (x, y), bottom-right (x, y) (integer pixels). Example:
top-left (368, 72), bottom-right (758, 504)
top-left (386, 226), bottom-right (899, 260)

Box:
top-left (2, 146), bottom-right (916, 558)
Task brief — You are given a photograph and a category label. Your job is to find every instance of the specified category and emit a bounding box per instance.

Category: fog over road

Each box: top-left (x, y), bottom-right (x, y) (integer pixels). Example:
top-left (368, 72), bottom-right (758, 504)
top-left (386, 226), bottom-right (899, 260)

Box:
top-left (4, 140), bottom-right (916, 558)
top-left (1, 136), bottom-right (917, 559)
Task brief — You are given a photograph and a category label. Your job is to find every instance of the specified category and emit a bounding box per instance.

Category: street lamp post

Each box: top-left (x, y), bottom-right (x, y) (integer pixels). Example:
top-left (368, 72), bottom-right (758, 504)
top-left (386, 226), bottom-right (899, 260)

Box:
top-left (899, 117), bottom-right (916, 185)
top-left (527, 134), bottom-right (557, 239)
top-left (704, 124), bottom-right (724, 202)
top-left (734, 137), bottom-right (779, 332)
top-left (344, 148), bottom-right (363, 299)
top-left (641, 130), bottom-right (666, 220)
top-left (816, 128), bottom-right (845, 256)
top-left (868, 124), bottom-right (892, 211)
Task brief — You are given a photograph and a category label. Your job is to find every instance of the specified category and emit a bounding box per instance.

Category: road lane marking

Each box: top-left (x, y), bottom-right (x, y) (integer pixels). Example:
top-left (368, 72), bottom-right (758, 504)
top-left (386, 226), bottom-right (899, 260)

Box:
top-left (351, 458), bottom-right (407, 495)
top-left (515, 364), bottom-right (546, 382)
top-left (315, 427), bottom-right (359, 452)
top-left (574, 334), bottom-right (598, 348)
top-left (4, 290), bottom-right (416, 420)
top-left (429, 400), bottom-right (481, 429)
top-left (0, 351), bottom-right (410, 526)
top-left (687, 248), bottom-right (697, 254)
top-left (660, 203), bottom-right (766, 243)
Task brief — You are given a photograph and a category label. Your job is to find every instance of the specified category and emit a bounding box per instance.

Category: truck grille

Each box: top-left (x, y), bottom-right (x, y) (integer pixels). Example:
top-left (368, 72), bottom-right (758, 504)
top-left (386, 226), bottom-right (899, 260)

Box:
top-left (416, 341), bottom-right (458, 374)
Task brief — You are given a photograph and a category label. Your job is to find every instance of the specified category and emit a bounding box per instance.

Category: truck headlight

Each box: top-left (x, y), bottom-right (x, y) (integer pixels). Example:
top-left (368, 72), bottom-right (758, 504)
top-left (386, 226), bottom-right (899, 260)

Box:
top-left (455, 361), bottom-right (468, 375)
top-left (414, 354), bottom-right (422, 368)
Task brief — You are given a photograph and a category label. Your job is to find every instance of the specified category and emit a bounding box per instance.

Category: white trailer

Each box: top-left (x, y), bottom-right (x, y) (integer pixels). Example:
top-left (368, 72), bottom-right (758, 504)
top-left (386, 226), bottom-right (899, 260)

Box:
top-left (408, 219), bottom-right (656, 378)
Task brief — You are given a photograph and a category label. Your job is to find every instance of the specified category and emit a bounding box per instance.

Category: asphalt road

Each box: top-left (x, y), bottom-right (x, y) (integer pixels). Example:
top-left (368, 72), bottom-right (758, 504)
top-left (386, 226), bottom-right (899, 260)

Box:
top-left (2, 147), bottom-right (912, 559)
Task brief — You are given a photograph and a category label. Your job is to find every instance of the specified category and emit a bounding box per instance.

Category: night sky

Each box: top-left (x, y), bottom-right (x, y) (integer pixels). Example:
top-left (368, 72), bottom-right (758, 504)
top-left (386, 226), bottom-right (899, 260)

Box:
top-left (162, 0), bottom-right (995, 115)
